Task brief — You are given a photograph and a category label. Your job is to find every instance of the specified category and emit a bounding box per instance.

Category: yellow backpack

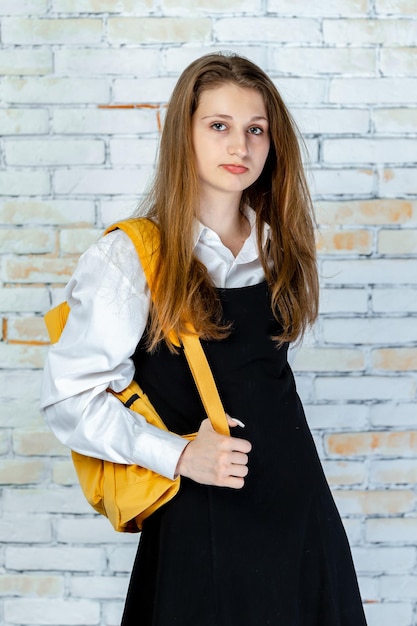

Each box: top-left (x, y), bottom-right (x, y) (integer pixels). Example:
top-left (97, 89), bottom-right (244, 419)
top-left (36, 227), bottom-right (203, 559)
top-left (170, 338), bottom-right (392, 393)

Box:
top-left (44, 218), bottom-right (228, 532)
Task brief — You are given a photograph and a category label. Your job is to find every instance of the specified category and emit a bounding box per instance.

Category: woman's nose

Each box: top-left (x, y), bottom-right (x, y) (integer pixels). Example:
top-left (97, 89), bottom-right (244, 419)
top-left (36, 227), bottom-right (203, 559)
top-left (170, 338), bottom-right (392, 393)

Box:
top-left (227, 131), bottom-right (248, 157)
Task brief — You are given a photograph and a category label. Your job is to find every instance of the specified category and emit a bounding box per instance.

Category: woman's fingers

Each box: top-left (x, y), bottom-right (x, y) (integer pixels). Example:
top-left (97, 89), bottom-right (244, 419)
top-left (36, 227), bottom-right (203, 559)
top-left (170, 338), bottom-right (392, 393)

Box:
top-left (175, 417), bottom-right (251, 488)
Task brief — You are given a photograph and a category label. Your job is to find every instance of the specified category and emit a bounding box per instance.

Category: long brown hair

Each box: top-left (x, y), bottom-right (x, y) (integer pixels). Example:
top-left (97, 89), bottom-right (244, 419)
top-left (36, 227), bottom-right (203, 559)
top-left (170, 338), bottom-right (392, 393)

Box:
top-left (138, 52), bottom-right (318, 352)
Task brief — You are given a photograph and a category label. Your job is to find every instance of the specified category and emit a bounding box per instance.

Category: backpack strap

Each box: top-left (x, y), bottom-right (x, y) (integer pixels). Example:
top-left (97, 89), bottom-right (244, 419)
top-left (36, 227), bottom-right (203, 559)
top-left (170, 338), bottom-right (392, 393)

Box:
top-left (105, 218), bottom-right (229, 436)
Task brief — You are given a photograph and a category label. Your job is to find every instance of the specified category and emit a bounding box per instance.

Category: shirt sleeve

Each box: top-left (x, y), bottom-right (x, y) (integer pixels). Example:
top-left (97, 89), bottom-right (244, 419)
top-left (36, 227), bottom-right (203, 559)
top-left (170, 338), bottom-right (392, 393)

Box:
top-left (40, 229), bottom-right (188, 480)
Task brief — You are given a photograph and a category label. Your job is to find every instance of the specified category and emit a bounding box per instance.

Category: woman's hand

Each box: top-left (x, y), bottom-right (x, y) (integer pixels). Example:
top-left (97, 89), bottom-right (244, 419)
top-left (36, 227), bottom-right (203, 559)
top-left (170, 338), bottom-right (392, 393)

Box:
top-left (175, 416), bottom-right (252, 489)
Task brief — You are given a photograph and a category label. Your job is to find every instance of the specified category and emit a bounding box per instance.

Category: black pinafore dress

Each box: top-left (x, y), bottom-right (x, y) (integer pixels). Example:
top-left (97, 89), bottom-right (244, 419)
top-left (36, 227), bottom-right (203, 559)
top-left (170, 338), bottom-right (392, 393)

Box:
top-left (122, 282), bottom-right (367, 626)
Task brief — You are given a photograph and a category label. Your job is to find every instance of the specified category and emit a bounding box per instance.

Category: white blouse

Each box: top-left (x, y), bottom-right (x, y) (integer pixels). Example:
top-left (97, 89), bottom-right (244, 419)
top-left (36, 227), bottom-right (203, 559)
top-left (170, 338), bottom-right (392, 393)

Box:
top-left (41, 209), bottom-right (296, 480)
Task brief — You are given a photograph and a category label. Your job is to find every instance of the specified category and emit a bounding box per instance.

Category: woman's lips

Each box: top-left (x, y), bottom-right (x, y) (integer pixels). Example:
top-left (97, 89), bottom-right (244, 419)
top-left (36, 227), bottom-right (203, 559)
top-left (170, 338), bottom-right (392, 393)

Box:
top-left (221, 164), bottom-right (249, 174)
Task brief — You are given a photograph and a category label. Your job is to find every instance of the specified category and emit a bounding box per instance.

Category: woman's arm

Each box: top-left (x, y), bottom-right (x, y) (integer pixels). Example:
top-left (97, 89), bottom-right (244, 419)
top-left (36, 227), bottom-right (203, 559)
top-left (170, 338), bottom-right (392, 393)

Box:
top-left (40, 230), bottom-right (188, 480)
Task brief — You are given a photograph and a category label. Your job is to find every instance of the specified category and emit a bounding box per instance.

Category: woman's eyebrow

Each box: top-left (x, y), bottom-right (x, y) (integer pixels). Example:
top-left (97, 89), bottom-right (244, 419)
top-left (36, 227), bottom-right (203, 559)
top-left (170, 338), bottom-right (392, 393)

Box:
top-left (201, 114), bottom-right (269, 122)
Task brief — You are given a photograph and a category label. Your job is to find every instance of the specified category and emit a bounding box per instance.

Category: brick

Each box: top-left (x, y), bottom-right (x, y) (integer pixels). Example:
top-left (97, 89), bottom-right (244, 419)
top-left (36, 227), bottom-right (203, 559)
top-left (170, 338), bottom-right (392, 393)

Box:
top-left (380, 575), bottom-right (417, 599)
top-left (322, 318), bottom-right (417, 344)
top-left (4, 139), bottom-right (105, 166)
top-left (327, 431), bottom-right (417, 457)
top-left (370, 404), bottom-right (417, 428)
top-left (357, 576), bottom-right (379, 602)
top-left (113, 77), bottom-right (177, 104)
top-left (0, 108), bottom-right (49, 135)
top-left (60, 229), bottom-right (102, 255)
top-left (52, 460), bottom-right (78, 486)
top-left (378, 228), bottom-right (417, 254)
top-left (110, 139), bottom-right (158, 165)
top-left (0, 0), bottom-right (47, 13)
top-left (381, 48), bottom-right (417, 76)
top-left (4, 599), bottom-right (100, 625)
top-left (305, 404), bottom-right (369, 431)
top-left (3, 487), bottom-right (90, 514)
top-left (162, 0), bottom-right (261, 13)
top-left (0, 459), bottom-right (46, 485)
top-left (322, 460), bottom-right (367, 486)
top-left (164, 45), bottom-right (266, 74)
top-left (0, 229), bottom-right (54, 254)
top-left (366, 518), bottom-right (417, 543)
top-left (376, 0), bottom-right (417, 14)
top-left (6, 546), bottom-right (105, 572)
top-left (274, 77), bottom-right (327, 105)
top-left (333, 489), bottom-right (415, 515)
top-left (322, 138), bottom-right (417, 164)
top-left (319, 288), bottom-right (368, 314)
top-left (323, 18), bottom-right (417, 45)
top-left (371, 460), bottom-right (417, 485)
top-left (364, 602), bottom-right (413, 626)
top-left (380, 167), bottom-right (417, 195)
top-left (0, 48), bottom-right (52, 76)
top-left (13, 430), bottom-right (68, 456)
top-left (0, 431), bottom-right (10, 454)
top-left (99, 199), bottom-right (139, 227)
top-left (271, 47), bottom-right (375, 76)
top-left (316, 199), bottom-right (417, 226)
top-left (107, 546), bottom-right (137, 573)
top-left (52, 0), bottom-right (152, 11)
top-left (56, 518), bottom-right (138, 544)
top-left (317, 376), bottom-right (415, 401)
top-left (215, 17), bottom-right (321, 43)
top-left (321, 259), bottom-right (417, 285)
top-left (341, 518), bottom-right (362, 545)
top-left (374, 108), bottom-right (417, 133)
top-left (294, 107), bottom-right (369, 135)
top-left (0, 170), bottom-right (50, 196)
top-left (7, 315), bottom-right (49, 343)
top-left (0, 514), bottom-right (51, 543)
top-left (53, 107), bottom-right (158, 134)
top-left (1, 78), bottom-right (109, 104)
top-left (0, 200), bottom-right (95, 225)
top-left (54, 167), bottom-right (153, 195)
top-left (311, 168), bottom-right (374, 197)
top-left (0, 343), bottom-right (47, 368)
top-left (55, 48), bottom-right (159, 76)
top-left (0, 370), bottom-right (42, 398)
top-left (373, 348), bottom-right (417, 372)
top-left (69, 575), bottom-right (128, 599)
top-left (103, 601), bottom-right (125, 626)
top-left (3, 256), bottom-right (77, 284)
top-left (372, 288), bottom-right (417, 313)
top-left (317, 228), bottom-right (373, 254)
top-left (0, 398), bottom-right (44, 429)
top-left (352, 546), bottom-right (416, 573)
top-left (108, 17), bottom-right (211, 44)
top-left (267, 0), bottom-right (368, 15)
top-left (330, 78), bottom-right (417, 104)
top-left (2, 18), bottom-right (102, 44)
top-left (0, 575), bottom-right (63, 597)
top-left (293, 347), bottom-right (364, 371)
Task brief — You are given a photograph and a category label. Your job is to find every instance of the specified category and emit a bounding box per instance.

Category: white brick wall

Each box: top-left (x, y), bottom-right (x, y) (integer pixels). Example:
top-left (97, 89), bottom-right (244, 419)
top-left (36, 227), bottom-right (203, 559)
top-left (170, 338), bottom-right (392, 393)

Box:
top-left (0, 2), bottom-right (416, 625)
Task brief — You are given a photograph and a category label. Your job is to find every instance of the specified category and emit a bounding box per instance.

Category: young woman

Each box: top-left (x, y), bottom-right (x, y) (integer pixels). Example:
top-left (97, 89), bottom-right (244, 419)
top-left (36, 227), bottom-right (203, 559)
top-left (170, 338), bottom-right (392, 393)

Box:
top-left (41, 53), bottom-right (367, 625)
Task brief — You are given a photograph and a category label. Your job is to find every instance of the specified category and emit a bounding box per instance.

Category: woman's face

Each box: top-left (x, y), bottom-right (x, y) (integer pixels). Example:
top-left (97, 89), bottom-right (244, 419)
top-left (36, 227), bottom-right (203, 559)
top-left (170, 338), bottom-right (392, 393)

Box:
top-left (191, 82), bottom-right (270, 203)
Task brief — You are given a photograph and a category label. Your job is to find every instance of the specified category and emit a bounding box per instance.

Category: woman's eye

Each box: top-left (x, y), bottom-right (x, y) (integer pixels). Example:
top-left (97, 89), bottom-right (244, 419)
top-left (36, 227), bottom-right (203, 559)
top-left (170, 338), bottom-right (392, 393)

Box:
top-left (248, 126), bottom-right (263, 135)
top-left (211, 122), bottom-right (227, 131)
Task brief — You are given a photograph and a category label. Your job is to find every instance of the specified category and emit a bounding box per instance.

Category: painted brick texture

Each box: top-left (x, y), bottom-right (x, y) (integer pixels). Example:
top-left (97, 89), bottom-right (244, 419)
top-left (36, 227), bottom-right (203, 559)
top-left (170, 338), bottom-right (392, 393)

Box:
top-left (0, 2), bottom-right (416, 625)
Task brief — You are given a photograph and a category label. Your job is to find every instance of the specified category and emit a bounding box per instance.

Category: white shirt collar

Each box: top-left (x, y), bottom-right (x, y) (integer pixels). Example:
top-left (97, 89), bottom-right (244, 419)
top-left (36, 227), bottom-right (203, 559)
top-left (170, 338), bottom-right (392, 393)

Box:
top-left (192, 206), bottom-right (271, 257)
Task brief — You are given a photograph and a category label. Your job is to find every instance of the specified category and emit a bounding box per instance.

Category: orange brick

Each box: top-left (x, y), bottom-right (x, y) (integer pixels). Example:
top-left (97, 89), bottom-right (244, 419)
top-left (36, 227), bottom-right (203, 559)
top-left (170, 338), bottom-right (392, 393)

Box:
top-left (7, 315), bottom-right (49, 344)
top-left (327, 431), bottom-right (417, 456)
top-left (316, 199), bottom-right (417, 225)
top-left (372, 348), bottom-right (417, 371)
top-left (333, 489), bottom-right (415, 515)
top-left (316, 228), bottom-right (373, 253)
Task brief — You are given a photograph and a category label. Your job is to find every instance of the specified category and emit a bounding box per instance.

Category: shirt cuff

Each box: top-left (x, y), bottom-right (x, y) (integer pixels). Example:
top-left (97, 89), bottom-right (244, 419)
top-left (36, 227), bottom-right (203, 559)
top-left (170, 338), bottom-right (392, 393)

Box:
top-left (131, 418), bottom-right (190, 480)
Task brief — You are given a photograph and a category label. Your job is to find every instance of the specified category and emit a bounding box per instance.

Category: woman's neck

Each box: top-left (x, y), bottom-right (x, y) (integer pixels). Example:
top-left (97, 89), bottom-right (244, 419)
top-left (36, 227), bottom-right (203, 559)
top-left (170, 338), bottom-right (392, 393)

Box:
top-left (198, 195), bottom-right (251, 257)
